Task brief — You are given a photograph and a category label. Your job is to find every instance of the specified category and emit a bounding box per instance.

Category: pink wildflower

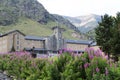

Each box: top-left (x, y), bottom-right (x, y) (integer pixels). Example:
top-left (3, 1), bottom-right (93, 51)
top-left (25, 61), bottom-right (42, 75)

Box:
top-left (84, 63), bottom-right (89, 68)
top-left (89, 54), bottom-right (94, 60)
top-left (59, 50), bottom-right (62, 54)
top-left (96, 67), bottom-right (100, 73)
top-left (105, 67), bottom-right (108, 75)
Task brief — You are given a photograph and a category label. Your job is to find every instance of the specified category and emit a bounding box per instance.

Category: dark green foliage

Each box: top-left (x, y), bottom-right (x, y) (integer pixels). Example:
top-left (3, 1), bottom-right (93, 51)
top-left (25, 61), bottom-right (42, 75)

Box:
top-left (95, 14), bottom-right (114, 56)
top-left (0, 49), bottom-right (120, 80)
top-left (111, 12), bottom-right (120, 56)
top-left (61, 57), bottom-right (83, 80)
top-left (95, 12), bottom-right (120, 57)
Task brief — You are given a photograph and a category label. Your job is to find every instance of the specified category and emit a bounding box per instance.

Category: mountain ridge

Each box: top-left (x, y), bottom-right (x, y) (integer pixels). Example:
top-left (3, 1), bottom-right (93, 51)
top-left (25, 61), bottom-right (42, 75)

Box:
top-left (63, 14), bottom-right (101, 33)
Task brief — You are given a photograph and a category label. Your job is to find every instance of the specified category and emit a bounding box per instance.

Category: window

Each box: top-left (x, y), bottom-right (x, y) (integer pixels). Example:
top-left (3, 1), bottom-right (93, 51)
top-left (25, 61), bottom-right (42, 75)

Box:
top-left (17, 34), bottom-right (19, 39)
top-left (17, 41), bottom-right (19, 45)
top-left (17, 46), bottom-right (19, 50)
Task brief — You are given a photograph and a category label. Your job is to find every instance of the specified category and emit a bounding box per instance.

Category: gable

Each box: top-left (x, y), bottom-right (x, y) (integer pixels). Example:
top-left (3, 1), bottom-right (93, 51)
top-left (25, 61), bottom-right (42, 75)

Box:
top-left (0, 30), bottom-right (25, 37)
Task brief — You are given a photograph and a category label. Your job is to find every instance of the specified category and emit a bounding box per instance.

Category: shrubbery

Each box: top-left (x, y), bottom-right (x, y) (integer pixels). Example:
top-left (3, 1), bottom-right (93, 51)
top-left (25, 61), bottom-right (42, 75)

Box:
top-left (0, 48), bottom-right (120, 80)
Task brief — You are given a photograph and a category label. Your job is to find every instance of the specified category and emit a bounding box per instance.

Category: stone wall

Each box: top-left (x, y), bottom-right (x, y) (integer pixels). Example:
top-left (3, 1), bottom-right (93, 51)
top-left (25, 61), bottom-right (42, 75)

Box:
top-left (7, 31), bottom-right (25, 52)
top-left (45, 35), bottom-right (57, 51)
top-left (66, 43), bottom-right (88, 51)
top-left (0, 36), bottom-right (8, 53)
top-left (24, 39), bottom-right (45, 49)
top-left (0, 31), bottom-right (25, 53)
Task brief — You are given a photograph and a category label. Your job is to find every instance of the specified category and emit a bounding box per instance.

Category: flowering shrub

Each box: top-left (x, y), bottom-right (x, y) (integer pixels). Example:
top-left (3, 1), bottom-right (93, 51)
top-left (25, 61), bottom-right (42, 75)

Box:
top-left (0, 48), bottom-right (120, 79)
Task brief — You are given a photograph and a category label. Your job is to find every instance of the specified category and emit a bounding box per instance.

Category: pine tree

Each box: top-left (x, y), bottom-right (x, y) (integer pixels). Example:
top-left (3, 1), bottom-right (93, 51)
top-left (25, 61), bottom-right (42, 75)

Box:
top-left (111, 12), bottom-right (120, 60)
top-left (95, 14), bottom-right (114, 58)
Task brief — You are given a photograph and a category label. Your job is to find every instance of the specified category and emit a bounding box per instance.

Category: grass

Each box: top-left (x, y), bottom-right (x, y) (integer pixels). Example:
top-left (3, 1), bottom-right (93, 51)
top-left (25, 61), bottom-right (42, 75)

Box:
top-left (0, 17), bottom-right (79, 39)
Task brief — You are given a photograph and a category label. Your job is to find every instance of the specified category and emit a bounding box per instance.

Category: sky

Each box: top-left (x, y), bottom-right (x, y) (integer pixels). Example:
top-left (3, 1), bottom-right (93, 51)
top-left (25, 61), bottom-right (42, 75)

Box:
top-left (38, 0), bottom-right (120, 17)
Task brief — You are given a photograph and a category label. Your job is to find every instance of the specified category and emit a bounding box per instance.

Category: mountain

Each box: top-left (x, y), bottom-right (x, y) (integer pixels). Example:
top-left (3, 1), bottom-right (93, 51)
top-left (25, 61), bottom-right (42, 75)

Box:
top-left (52, 14), bottom-right (79, 32)
top-left (0, 0), bottom-right (83, 39)
top-left (63, 14), bottom-right (101, 33)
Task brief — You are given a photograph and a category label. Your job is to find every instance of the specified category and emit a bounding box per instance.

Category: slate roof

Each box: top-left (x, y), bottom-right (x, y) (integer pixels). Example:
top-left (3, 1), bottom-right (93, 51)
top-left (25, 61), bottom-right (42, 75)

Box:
top-left (25, 48), bottom-right (51, 51)
top-left (25, 36), bottom-right (45, 41)
top-left (66, 40), bottom-right (93, 45)
top-left (25, 48), bottom-right (45, 51)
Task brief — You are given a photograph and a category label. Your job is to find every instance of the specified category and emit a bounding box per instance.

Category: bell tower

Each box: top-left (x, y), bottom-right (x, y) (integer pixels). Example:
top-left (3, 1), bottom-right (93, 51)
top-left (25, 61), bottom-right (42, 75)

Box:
top-left (52, 26), bottom-right (65, 51)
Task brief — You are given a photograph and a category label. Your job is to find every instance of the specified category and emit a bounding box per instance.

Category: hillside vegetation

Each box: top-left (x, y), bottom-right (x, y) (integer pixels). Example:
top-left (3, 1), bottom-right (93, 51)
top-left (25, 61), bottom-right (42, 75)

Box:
top-left (0, 0), bottom-right (82, 39)
top-left (0, 17), bottom-right (78, 39)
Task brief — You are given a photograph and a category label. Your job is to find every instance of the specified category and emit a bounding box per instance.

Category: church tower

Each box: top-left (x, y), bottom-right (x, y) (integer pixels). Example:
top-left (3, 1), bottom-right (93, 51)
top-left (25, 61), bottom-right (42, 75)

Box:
top-left (52, 26), bottom-right (65, 51)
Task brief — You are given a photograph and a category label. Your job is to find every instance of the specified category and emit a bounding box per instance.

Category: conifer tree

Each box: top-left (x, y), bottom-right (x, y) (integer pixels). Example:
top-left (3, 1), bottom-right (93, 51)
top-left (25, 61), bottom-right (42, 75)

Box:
top-left (111, 12), bottom-right (120, 59)
top-left (95, 14), bottom-right (114, 58)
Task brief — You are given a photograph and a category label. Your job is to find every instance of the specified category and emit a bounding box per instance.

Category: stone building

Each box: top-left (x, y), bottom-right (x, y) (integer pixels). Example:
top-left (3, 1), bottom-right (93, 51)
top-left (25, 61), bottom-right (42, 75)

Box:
top-left (0, 26), bottom-right (96, 53)
top-left (0, 30), bottom-right (25, 53)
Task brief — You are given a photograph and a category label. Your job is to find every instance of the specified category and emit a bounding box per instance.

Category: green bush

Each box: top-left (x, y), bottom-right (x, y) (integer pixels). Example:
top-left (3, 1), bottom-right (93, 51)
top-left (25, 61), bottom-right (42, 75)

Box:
top-left (0, 48), bottom-right (120, 80)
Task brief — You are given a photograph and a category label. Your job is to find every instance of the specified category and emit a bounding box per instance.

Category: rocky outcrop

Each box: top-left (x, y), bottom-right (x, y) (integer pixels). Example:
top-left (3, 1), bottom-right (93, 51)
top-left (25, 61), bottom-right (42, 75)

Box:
top-left (0, 0), bottom-right (77, 31)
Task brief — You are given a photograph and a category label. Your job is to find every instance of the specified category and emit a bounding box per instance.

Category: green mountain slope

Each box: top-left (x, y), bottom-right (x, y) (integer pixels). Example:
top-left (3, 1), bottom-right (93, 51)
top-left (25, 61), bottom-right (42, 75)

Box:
top-left (0, 0), bottom-right (82, 39)
top-left (0, 17), bottom-right (78, 39)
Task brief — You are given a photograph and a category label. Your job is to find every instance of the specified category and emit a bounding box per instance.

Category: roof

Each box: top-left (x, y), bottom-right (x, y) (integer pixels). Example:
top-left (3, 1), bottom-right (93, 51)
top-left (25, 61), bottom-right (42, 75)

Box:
top-left (25, 36), bottom-right (45, 41)
top-left (25, 48), bottom-right (50, 51)
top-left (0, 30), bottom-right (25, 37)
top-left (66, 39), bottom-right (93, 45)
top-left (90, 42), bottom-right (97, 46)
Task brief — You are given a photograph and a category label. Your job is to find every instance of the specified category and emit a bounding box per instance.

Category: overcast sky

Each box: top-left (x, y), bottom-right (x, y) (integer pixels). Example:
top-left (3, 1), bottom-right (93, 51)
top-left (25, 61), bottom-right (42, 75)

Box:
top-left (38, 0), bottom-right (120, 17)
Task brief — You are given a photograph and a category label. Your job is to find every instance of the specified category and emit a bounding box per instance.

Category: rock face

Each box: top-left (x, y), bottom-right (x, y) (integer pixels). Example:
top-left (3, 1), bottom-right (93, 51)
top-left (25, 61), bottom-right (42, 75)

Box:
top-left (63, 14), bottom-right (101, 33)
top-left (52, 14), bottom-right (79, 32)
top-left (0, 0), bottom-right (53, 24)
top-left (0, 0), bottom-right (77, 31)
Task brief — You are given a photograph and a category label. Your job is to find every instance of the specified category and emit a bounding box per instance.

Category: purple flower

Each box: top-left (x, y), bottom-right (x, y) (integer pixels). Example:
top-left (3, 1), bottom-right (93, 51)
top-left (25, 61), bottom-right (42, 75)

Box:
top-left (89, 54), bottom-right (94, 60)
top-left (94, 49), bottom-right (103, 57)
top-left (63, 48), bottom-right (67, 52)
top-left (104, 55), bottom-right (108, 60)
top-left (110, 63), bottom-right (112, 67)
top-left (59, 50), bottom-right (63, 54)
top-left (68, 48), bottom-right (73, 53)
top-left (105, 67), bottom-right (108, 75)
top-left (84, 63), bottom-right (89, 68)
top-left (96, 67), bottom-right (100, 73)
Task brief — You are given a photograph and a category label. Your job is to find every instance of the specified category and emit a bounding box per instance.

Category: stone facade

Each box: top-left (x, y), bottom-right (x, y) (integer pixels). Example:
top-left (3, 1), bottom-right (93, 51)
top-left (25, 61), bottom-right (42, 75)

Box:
top-left (0, 27), bottom-right (95, 53)
top-left (24, 40), bottom-right (45, 49)
top-left (0, 30), bottom-right (25, 53)
top-left (66, 43), bottom-right (88, 51)
top-left (0, 36), bottom-right (8, 53)
top-left (45, 26), bottom-right (65, 51)
top-left (7, 31), bottom-right (25, 52)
